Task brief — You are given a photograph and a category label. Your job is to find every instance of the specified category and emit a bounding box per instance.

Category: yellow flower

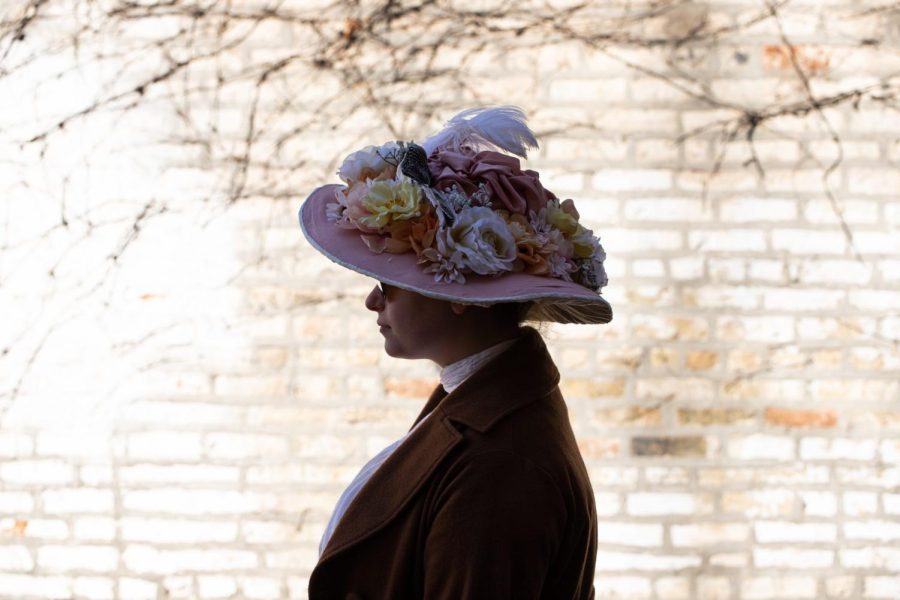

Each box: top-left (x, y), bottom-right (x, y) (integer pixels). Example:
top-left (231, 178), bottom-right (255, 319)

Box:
top-left (571, 224), bottom-right (597, 258)
top-left (547, 202), bottom-right (579, 236)
top-left (358, 180), bottom-right (423, 229)
top-left (560, 198), bottom-right (580, 220)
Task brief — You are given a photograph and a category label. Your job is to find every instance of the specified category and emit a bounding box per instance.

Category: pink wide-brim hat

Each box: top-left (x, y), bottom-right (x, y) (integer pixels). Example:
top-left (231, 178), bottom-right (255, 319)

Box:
top-left (299, 184), bottom-right (613, 324)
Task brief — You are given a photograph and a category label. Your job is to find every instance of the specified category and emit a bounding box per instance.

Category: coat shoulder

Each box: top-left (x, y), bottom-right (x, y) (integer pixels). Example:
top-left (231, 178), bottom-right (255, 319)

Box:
top-left (434, 386), bottom-right (590, 509)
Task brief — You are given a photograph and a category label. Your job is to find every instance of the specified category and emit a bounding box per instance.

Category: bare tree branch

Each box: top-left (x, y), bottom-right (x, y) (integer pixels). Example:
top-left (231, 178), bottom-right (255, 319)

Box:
top-left (1, 0), bottom-right (898, 414)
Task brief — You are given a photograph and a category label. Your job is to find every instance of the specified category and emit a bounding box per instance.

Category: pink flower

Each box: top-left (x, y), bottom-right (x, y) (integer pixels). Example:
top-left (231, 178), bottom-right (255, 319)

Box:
top-left (338, 142), bottom-right (400, 185)
top-left (329, 182), bottom-right (375, 231)
top-left (427, 149), bottom-right (555, 215)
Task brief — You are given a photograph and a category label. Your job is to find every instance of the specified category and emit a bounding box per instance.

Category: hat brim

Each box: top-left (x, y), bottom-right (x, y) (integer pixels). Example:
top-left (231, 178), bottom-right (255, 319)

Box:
top-left (299, 184), bottom-right (613, 324)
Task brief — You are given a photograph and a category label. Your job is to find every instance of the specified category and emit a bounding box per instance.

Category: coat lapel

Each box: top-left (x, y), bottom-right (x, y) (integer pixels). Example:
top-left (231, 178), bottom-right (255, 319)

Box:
top-left (316, 384), bottom-right (459, 565)
top-left (313, 327), bottom-right (560, 568)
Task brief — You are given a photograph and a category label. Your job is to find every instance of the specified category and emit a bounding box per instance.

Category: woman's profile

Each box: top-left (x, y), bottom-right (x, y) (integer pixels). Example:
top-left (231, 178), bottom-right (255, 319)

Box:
top-left (298, 106), bottom-right (611, 599)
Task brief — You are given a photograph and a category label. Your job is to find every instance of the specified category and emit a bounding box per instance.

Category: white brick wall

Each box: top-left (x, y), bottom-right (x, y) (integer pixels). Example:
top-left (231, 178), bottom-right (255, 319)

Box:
top-left (1, 0), bottom-right (899, 598)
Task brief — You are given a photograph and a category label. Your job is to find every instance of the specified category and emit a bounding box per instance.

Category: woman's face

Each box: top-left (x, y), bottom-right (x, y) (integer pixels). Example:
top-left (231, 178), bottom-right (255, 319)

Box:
top-left (365, 281), bottom-right (460, 363)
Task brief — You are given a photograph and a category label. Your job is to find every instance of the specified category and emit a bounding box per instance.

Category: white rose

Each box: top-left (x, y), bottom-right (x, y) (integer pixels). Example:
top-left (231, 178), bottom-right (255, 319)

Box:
top-left (337, 141), bottom-right (400, 184)
top-left (443, 206), bottom-right (517, 275)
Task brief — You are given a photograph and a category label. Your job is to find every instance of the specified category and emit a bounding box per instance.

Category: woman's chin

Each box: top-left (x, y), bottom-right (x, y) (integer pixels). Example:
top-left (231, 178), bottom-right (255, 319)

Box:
top-left (382, 337), bottom-right (414, 360)
top-left (381, 336), bottom-right (399, 355)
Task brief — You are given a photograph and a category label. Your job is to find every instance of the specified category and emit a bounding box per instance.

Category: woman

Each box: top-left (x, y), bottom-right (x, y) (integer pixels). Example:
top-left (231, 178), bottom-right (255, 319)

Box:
top-left (298, 106), bottom-right (612, 599)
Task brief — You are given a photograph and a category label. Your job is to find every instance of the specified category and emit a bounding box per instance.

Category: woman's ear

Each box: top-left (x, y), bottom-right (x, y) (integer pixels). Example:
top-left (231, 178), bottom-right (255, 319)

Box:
top-left (450, 302), bottom-right (468, 315)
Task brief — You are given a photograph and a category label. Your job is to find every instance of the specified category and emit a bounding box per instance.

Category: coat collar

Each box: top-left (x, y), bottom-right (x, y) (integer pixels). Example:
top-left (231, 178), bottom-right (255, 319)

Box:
top-left (412, 326), bottom-right (560, 433)
top-left (312, 327), bottom-right (560, 572)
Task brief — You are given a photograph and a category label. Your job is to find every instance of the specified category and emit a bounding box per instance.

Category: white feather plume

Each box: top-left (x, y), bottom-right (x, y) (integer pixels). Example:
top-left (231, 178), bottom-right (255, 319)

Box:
top-left (420, 105), bottom-right (539, 159)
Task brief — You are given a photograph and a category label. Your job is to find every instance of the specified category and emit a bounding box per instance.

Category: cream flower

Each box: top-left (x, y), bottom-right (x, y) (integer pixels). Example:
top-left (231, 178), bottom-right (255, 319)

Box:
top-left (357, 180), bottom-right (423, 230)
top-left (421, 250), bottom-right (466, 284)
top-left (547, 228), bottom-right (574, 260)
top-left (443, 206), bottom-right (517, 275)
top-left (338, 141), bottom-right (400, 185)
top-left (419, 224), bottom-right (467, 283)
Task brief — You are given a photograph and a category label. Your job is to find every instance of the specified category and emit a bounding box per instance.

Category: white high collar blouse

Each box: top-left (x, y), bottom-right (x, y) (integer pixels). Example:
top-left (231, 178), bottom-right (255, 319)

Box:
top-left (439, 337), bottom-right (519, 393)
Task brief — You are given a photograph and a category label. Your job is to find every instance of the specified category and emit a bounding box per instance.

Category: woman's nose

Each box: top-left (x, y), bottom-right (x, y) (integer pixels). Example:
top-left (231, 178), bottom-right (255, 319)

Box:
top-left (365, 285), bottom-right (383, 312)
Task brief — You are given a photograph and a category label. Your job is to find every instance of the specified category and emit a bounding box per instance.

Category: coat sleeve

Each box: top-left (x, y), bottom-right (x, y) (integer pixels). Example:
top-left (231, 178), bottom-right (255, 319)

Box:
top-left (423, 449), bottom-right (567, 599)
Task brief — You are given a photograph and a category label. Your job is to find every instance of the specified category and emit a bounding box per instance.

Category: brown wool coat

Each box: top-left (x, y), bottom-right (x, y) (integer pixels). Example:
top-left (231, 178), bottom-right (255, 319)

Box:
top-left (308, 327), bottom-right (597, 600)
